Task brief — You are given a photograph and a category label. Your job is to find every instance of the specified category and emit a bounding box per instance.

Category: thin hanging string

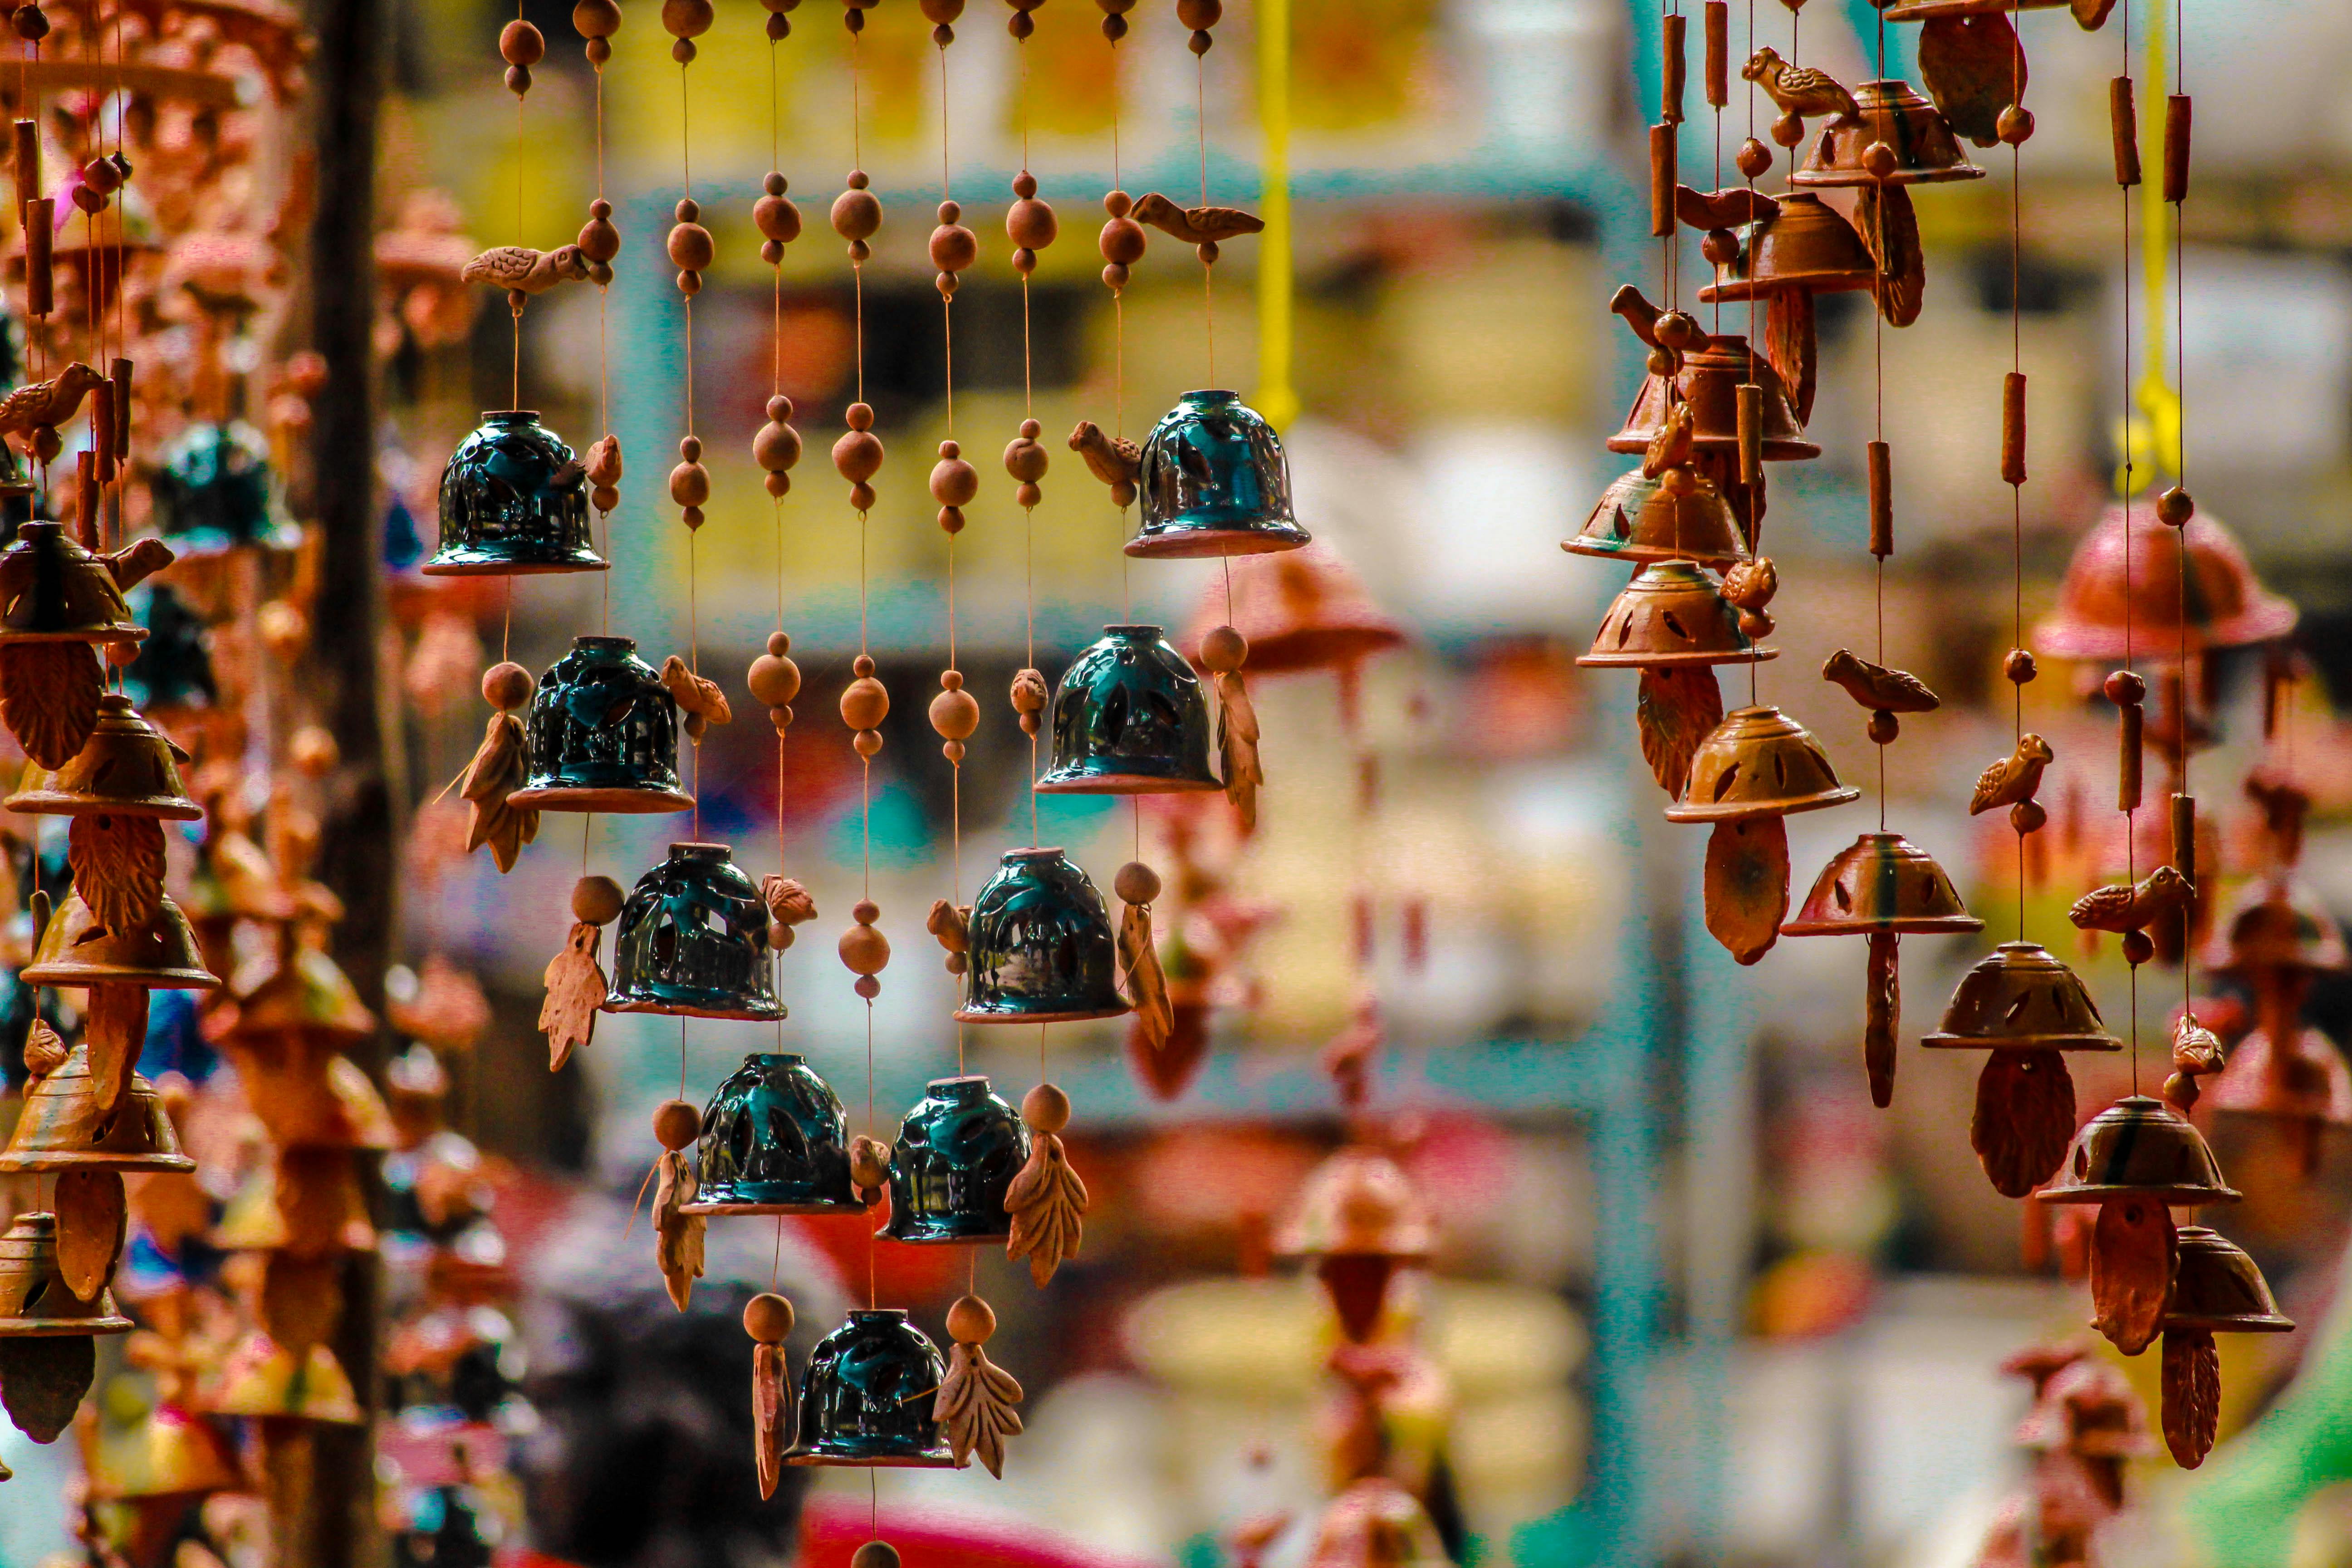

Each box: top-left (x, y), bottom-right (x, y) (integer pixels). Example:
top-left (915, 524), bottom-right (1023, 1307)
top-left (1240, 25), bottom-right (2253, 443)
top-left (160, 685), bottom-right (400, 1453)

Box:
top-left (1872, 3), bottom-right (1886, 832)
top-left (1195, 54), bottom-right (1215, 380)
top-left (1112, 30), bottom-right (1130, 609)
top-left (678, 54), bottom-right (705, 842)
top-left (1743, 0), bottom-right (1758, 711)
top-left (2173, 0), bottom-right (2190, 1023)
top-left (598, 46), bottom-right (612, 633)
top-left (2009, 15), bottom-right (2025, 943)
top-left (512, 0), bottom-right (524, 410)
top-left (2120, 0), bottom-right (2137, 1092)
top-left (1014, 39), bottom-right (1039, 848)
top-left (847, 23), bottom-right (878, 1314)
top-left (940, 22), bottom-right (967, 1076)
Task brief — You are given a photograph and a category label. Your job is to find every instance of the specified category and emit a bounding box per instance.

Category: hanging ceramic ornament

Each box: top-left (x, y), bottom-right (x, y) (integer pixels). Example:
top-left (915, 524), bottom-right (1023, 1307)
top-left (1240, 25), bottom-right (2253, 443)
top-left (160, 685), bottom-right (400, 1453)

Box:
top-left (1275, 1145), bottom-right (1436, 1344)
top-left (1695, 190), bottom-right (1874, 420)
top-left (458, 660), bottom-right (537, 872)
top-left (0, 1039), bottom-right (195, 1176)
top-left (538, 875), bottom-right (621, 1070)
top-left (784, 1309), bottom-right (960, 1467)
top-left (1663, 706), bottom-right (1857, 964)
top-left (1035, 626), bottom-right (1221, 794)
top-left (1606, 289), bottom-right (1818, 461)
top-left (602, 844), bottom-right (783, 1020)
top-left (681, 1053), bottom-right (865, 1216)
top-left (2156, 1227), bottom-right (2291, 1469)
top-left (743, 1292), bottom-right (795, 1498)
top-left (954, 848), bottom-right (1128, 1023)
top-left (507, 637), bottom-right (695, 813)
top-left (1004, 1083), bottom-right (1088, 1284)
top-left (0, 521), bottom-right (167, 769)
top-left (0, 1212), bottom-right (132, 1444)
top-left (1565, 464), bottom-right (1750, 568)
top-left (1924, 942), bottom-right (2120, 1196)
top-left (1114, 861), bottom-right (1173, 1050)
top-left (883, 1075), bottom-right (1029, 1245)
top-left (934, 1294), bottom-right (1024, 1477)
top-left (423, 411), bottom-right (606, 575)
top-left (651, 1109), bottom-right (706, 1312)
top-left (1578, 562), bottom-right (1776, 671)
top-left (2034, 503), bottom-right (2295, 662)
top-left (1126, 391), bottom-right (1309, 558)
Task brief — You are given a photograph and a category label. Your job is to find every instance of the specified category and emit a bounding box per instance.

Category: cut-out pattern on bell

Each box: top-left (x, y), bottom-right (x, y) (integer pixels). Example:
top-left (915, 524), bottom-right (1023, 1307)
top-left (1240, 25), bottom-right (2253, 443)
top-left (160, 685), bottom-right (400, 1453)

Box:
top-left (683, 1053), bottom-right (864, 1216)
top-left (885, 1075), bottom-right (1030, 1244)
top-left (1127, 390), bottom-right (1311, 559)
top-left (1181, 539), bottom-right (1406, 676)
top-left (0, 521), bottom-right (145, 643)
top-left (22, 892), bottom-right (218, 990)
top-left (784, 1309), bottom-right (960, 1467)
top-left (955, 848), bottom-right (1128, 1024)
top-left (507, 636), bottom-right (693, 813)
top-left (149, 420), bottom-right (294, 552)
top-left (2034, 504), bottom-right (2295, 660)
top-left (1790, 80), bottom-right (1987, 186)
top-left (2037, 1096), bottom-right (2240, 1205)
top-left (1922, 942), bottom-right (2121, 1050)
top-left (7, 694), bottom-right (200, 818)
top-left (1699, 192), bottom-right (1877, 303)
top-left (0, 1212), bottom-right (132, 1334)
top-left (1579, 562), bottom-right (1777, 669)
top-left (1663, 706), bottom-right (1856, 822)
top-left (2205, 880), bottom-right (2348, 975)
top-left (604, 843), bottom-right (782, 1021)
top-left (423, 411), bottom-right (607, 577)
top-left (1782, 833), bottom-right (1982, 935)
top-left (1036, 626), bottom-right (1221, 794)
top-left (1564, 466), bottom-right (1750, 568)
top-left (0, 1044), bottom-right (193, 1173)
top-left (2161, 1228), bottom-right (2293, 1333)
top-left (1609, 335), bottom-right (1817, 460)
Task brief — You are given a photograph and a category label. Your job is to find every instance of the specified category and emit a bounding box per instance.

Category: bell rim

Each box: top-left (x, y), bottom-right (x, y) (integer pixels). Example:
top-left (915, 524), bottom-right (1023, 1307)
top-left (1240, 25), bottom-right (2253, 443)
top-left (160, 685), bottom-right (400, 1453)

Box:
top-left (953, 1002), bottom-right (1131, 1024)
top-left (601, 998), bottom-right (788, 1022)
top-left (2160, 1310), bottom-right (2293, 1333)
top-left (1124, 524), bottom-right (1313, 559)
top-left (1663, 783), bottom-right (1859, 824)
top-left (508, 784), bottom-right (695, 813)
top-left (2035, 1181), bottom-right (2242, 1205)
top-left (0, 1150), bottom-right (196, 1174)
top-left (1882, 0), bottom-right (2068, 16)
top-left (1607, 432), bottom-right (1821, 460)
top-left (0, 625), bottom-right (148, 644)
top-left (1561, 538), bottom-right (1747, 566)
top-left (4, 789), bottom-right (204, 818)
top-left (1033, 770), bottom-right (1224, 795)
top-left (1782, 913), bottom-right (1986, 937)
top-left (1919, 1031), bottom-right (2123, 1052)
top-left (1788, 166), bottom-right (1987, 187)
top-left (679, 1197), bottom-right (869, 1217)
top-left (0, 1311), bottom-right (133, 1336)
top-left (21, 960), bottom-right (219, 990)
top-left (418, 556), bottom-right (610, 578)
top-left (1578, 647), bottom-right (1778, 670)
top-left (1698, 269), bottom-right (1879, 303)
top-left (884, 1218), bottom-right (1018, 1244)
top-left (784, 1450), bottom-right (963, 1468)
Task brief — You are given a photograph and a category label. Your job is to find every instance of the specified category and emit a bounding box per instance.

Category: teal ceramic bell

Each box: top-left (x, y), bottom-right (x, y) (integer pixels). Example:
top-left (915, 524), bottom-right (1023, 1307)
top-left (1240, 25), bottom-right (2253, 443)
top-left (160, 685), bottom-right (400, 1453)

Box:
top-left (784, 1309), bottom-right (959, 1468)
top-left (1035, 625), bottom-right (1221, 795)
top-left (955, 848), bottom-right (1128, 1024)
top-left (683, 1053), bottom-right (864, 1216)
top-left (884, 1074), bottom-right (1029, 1244)
top-left (122, 585), bottom-right (216, 716)
top-left (603, 843), bottom-right (783, 1021)
top-left (424, 411), bottom-right (606, 577)
top-left (507, 636), bottom-right (693, 813)
top-left (149, 421), bottom-right (295, 551)
top-left (1126, 390), bottom-right (1311, 559)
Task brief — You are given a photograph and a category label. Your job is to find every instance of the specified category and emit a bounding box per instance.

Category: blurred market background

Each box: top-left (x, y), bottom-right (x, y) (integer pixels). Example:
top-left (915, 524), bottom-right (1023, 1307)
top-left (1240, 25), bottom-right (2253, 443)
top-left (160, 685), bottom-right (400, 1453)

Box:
top-left (12, 0), bottom-right (2352, 1563)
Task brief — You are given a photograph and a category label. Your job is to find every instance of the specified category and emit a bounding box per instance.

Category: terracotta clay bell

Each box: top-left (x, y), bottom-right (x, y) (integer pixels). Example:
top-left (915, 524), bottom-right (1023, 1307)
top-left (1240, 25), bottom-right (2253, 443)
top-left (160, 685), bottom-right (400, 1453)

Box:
top-left (682, 1053), bottom-right (864, 1217)
top-left (424, 411), bottom-right (606, 576)
top-left (1036, 626), bottom-right (1222, 794)
top-left (2034, 504), bottom-right (2296, 661)
top-left (784, 1309), bottom-right (960, 1467)
top-left (1921, 943), bottom-right (2121, 1051)
top-left (1185, 540), bottom-right (1406, 676)
top-left (0, 521), bottom-right (147, 645)
top-left (884, 1074), bottom-right (1030, 1244)
top-left (0, 1212), bottom-right (132, 1335)
top-left (508, 635), bottom-right (694, 813)
top-left (1664, 706), bottom-right (1857, 822)
top-left (1578, 562), bottom-right (1775, 669)
top-left (956, 848), bottom-right (1127, 1024)
top-left (1698, 193), bottom-right (1877, 304)
top-left (1564, 467), bottom-right (1749, 568)
top-left (1610, 334), bottom-right (1818, 461)
top-left (0, 1043), bottom-right (194, 1174)
top-left (1782, 833), bottom-right (1982, 936)
top-left (1790, 80), bottom-right (1986, 186)
top-left (22, 892), bottom-right (218, 991)
top-left (1273, 1145), bottom-right (1437, 1343)
top-left (1127, 391), bottom-right (1311, 559)
top-left (2037, 1096), bottom-right (2240, 1205)
top-left (6, 694), bottom-right (200, 818)
top-left (2204, 879), bottom-right (2348, 976)
top-left (2162, 1228), bottom-right (2292, 1334)
top-left (603, 843), bottom-right (783, 1021)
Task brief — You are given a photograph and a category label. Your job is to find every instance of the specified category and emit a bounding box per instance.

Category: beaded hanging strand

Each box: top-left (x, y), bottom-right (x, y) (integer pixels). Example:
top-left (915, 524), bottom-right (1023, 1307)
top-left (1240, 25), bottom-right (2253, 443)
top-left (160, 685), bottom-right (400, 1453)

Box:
top-left (2155, 0), bottom-right (2195, 1028)
top-left (1003, 0), bottom-right (1055, 844)
top-left (575, 0), bottom-right (623, 632)
top-left (2112, 0), bottom-right (2144, 1090)
top-left (15, 0), bottom-right (52, 502)
top-left (499, 0), bottom-right (544, 410)
top-left (1997, 14), bottom-right (2036, 936)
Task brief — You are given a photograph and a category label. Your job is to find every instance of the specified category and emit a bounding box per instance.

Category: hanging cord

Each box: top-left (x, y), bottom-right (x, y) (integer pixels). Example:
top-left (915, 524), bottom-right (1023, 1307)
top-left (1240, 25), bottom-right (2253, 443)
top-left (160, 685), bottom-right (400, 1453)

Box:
top-left (2120, 0), bottom-right (2137, 1092)
top-left (2009, 17), bottom-right (2026, 942)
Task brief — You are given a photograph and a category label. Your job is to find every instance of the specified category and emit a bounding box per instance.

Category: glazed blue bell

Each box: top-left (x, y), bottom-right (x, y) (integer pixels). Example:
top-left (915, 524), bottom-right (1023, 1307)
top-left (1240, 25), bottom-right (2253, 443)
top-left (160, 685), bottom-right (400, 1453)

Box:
top-left (956, 848), bottom-right (1128, 1024)
top-left (1126, 390), bottom-right (1311, 559)
top-left (507, 636), bottom-right (692, 813)
top-left (424, 411), bottom-right (605, 577)
top-left (683, 1053), bottom-right (864, 1216)
top-left (884, 1074), bottom-right (1029, 1243)
top-left (1035, 624), bottom-right (1221, 795)
top-left (603, 843), bottom-right (783, 1020)
top-left (122, 585), bottom-right (216, 716)
top-left (784, 1309), bottom-right (958, 1467)
top-left (149, 421), bottom-right (294, 550)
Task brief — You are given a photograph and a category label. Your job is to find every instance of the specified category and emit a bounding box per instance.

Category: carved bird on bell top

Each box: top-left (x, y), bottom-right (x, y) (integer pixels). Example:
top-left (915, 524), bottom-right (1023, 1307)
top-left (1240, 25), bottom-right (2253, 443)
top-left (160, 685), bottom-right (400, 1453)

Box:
top-left (1743, 47), bottom-right (1861, 120)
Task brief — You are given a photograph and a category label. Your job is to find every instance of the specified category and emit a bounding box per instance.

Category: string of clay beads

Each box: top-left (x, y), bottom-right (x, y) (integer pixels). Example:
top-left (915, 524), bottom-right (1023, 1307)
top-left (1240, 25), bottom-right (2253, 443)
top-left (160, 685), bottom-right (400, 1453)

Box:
top-left (834, 402), bottom-right (882, 512)
top-left (1004, 420), bottom-right (1047, 509)
top-left (756, 173), bottom-right (802, 267)
top-left (755, 397), bottom-right (801, 497)
top-left (840, 899), bottom-right (890, 997)
top-left (1008, 172), bottom-right (1055, 279)
top-left (671, 432), bottom-right (709, 531)
top-left (573, 0), bottom-right (620, 64)
top-left (1099, 191), bottom-right (1145, 293)
top-left (763, 0), bottom-right (800, 39)
top-left (1009, 666), bottom-right (1047, 738)
top-left (749, 632), bottom-right (800, 737)
top-left (1177, 0), bottom-right (1216, 54)
top-left (932, 200), bottom-right (977, 299)
top-left (931, 440), bottom-right (978, 534)
top-left (842, 655), bottom-right (888, 758)
top-left (931, 670), bottom-right (979, 763)
top-left (502, 15), bottom-right (544, 95)
top-left (833, 171), bottom-right (881, 262)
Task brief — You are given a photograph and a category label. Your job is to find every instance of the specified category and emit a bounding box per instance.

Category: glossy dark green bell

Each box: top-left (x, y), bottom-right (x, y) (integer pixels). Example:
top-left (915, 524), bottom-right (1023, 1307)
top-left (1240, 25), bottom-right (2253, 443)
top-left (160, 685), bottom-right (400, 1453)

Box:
top-left (1126, 390), bottom-right (1311, 559)
top-left (684, 1053), bottom-right (864, 1216)
top-left (884, 1074), bottom-right (1029, 1244)
top-left (507, 636), bottom-right (693, 813)
top-left (1035, 624), bottom-right (1221, 795)
top-left (603, 843), bottom-right (782, 1021)
top-left (424, 411), bottom-right (606, 577)
top-left (150, 421), bottom-right (294, 551)
top-left (122, 585), bottom-right (216, 716)
top-left (955, 848), bottom-right (1128, 1024)
top-left (784, 1309), bottom-right (959, 1468)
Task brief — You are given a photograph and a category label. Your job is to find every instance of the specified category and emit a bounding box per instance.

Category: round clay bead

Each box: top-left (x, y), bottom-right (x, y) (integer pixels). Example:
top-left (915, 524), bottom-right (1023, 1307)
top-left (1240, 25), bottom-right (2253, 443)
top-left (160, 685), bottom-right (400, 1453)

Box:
top-left (930, 686), bottom-right (980, 740)
top-left (2156, 486), bottom-right (2193, 527)
top-left (852, 1543), bottom-right (901, 1568)
top-left (1867, 710), bottom-right (1899, 745)
top-left (573, 0), bottom-right (622, 37)
top-left (743, 1293), bottom-right (795, 1344)
top-left (769, 921), bottom-right (795, 951)
top-left (1996, 104), bottom-right (2034, 146)
top-left (1735, 138), bottom-right (1771, 179)
top-left (931, 446), bottom-right (980, 506)
top-left (841, 676), bottom-right (889, 730)
top-left (840, 923), bottom-right (891, 975)
top-left (2009, 799), bottom-right (2047, 836)
top-left (945, 1294), bottom-right (996, 1345)
top-left (1175, 0), bottom-right (1218, 28)
top-left (572, 875), bottom-right (626, 925)
top-left (482, 661), bottom-right (534, 711)
top-left (653, 1098), bottom-right (702, 1150)
top-left (931, 220), bottom-right (977, 273)
top-left (748, 652), bottom-right (801, 707)
top-left (2004, 647), bottom-right (2036, 685)
top-left (1861, 141), bottom-right (1898, 179)
top-left (667, 222), bottom-right (715, 273)
top-left (1113, 860), bottom-right (1160, 905)
top-left (1199, 625), bottom-right (1247, 673)
top-left (1007, 196), bottom-right (1058, 250)
top-left (505, 65), bottom-right (532, 95)
top-left (1701, 228), bottom-right (1738, 266)
top-left (1099, 215), bottom-right (1146, 266)
top-left (669, 461), bottom-right (710, 508)
top-left (754, 419), bottom-right (802, 473)
top-left (2103, 669), bottom-right (2146, 706)
top-left (833, 429), bottom-right (883, 485)
top-left (832, 181), bottom-right (882, 243)
top-left (1021, 1081), bottom-right (1070, 1133)
top-left (2121, 930), bottom-right (2154, 966)
top-left (768, 630), bottom-right (793, 657)
top-left (662, 0), bottom-right (714, 36)
top-left (501, 18), bottom-right (546, 63)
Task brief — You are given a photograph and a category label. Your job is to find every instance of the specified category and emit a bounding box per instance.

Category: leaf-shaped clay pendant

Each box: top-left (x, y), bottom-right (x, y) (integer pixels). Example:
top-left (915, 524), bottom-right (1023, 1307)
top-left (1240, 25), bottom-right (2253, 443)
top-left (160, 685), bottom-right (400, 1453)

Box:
top-left (0, 641), bottom-right (102, 770)
top-left (1863, 931), bottom-right (1898, 1109)
top-left (1637, 666), bottom-right (1723, 800)
top-left (1004, 1131), bottom-right (1088, 1287)
top-left (52, 1168), bottom-right (124, 1302)
top-left (0, 1335), bottom-right (96, 1443)
top-left (1703, 816), bottom-right (1788, 966)
top-left (1971, 1049), bottom-right (2076, 1198)
top-left (539, 921), bottom-right (607, 1072)
top-left (2090, 1196), bottom-right (2176, 1356)
top-left (2161, 1326), bottom-right (2220, 1469)
top-left (68, 813), bottom-right (166, 937)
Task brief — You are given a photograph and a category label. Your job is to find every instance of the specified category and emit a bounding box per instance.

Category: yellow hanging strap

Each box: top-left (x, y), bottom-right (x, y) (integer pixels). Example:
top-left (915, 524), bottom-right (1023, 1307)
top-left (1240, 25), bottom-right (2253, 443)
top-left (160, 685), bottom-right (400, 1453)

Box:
top-left (1254, 0), bottom-right (1298, 429)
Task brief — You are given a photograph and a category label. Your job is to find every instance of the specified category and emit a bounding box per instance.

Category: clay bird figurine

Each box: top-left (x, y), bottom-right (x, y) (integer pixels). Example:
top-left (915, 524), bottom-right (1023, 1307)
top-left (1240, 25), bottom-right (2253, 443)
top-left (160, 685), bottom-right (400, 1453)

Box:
top-left (1068, 421), bottom-right (1142, 494)
top-left (1822, 648), bottom-right (1939, 714)
top-left (660, 656), bottom-right (731, 739)
top-left (461, 244), bottom-right (591, 296)
top-left (0, 362), bottom-right (106, 455)
top-left (2068, 864), bottom-right (2193, 934)
top-left (1130, 193), bottom-right (1264, 245)
top-left (1722, 556), bottom-right (1777, 612)
top-left (2163, 1010), bottom-right (2226, 1112)
top-left (1969, 732), bottom-right (2053, 814)
top-left (1744, 47), bottom-right (1861, 120)
top-left (1641, 402), bottom-right (1695, 480)
top-left (1675, 185), bottom-right (1780, 232)
top-left (761, 875), bottom-right (818, 928)
top-left (103, 538), bottom-right (176, 592)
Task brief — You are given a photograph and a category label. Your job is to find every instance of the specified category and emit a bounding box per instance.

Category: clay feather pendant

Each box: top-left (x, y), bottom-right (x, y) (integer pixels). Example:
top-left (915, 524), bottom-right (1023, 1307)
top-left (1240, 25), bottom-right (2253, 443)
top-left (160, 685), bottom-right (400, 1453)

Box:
top-left (0, 641), bottom-right (103, 769)
top-left (1119, 899), bottom-right (1171, 1052)
top-left (1637, 666), bottom-right (1723, 799)
top-left (1216, 669), bottom-right (1263, 835)
top-left (461, 710), bottom-right (537, 873)
top-left (1917, 12), bottom-right (2023, 148)
top-left (2161, 1327), bottom-right (2220, 1469)
top-left (936, 1339), bottom-right (1025, 1476)
top-left (1863, 931), bottom-right (1899, 1108)
top-left (1971, 1049), bottom-right (2075, 1198)
top-left (2090, 1196), bottom-right (2176, 1356)
top-left (539, 921), bottom-right (607, 1072)
top-left (1005, 1132), bottom-right (1088, 1286)
top-left (1764, 288), bottom-right (1818, 426)
top-left (69, 813), bottom-right (166, 936)
top-left (52, 1168), bottom-right (125, 1302)
top-left (0, 1336), bottom-right (97, 1443)
top-left (1855, 185), bottom-right (1925, 328)
top-left (82, 983), bottom-right (148, 1115)
top-left (1703, 817), bottom-right (1788, 966)
top-left (754, 1343), bottom-right (790, 1498)
top-left (652, 1148), bottom-right (706, 1312)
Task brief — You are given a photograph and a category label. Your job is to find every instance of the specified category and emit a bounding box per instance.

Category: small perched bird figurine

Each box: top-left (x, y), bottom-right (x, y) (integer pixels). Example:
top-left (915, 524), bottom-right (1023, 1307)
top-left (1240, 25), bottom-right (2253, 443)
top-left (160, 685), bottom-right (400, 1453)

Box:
top-left (1674, 185), bottom-right (1780, 232)
top-left (2069, 865), bottom-right (2194, 934)
top-left (1743, 47), bottom-right (1861, 120)
top-left (1130, 193), bottom-right (1264, 244)
top-left (1068, 420), bottom-right (1142, 505)
top-left (2164, 1012), bottom-right (2227, 1112)
top-left (1969, 733), bottom-right (2054, 814)
top-left (1722, 557), bottom-right (1778, 612)
top-left (1822, 649), bottom-right (1940, 713)
top-left (0, 362), bottom-right (106, 456)
top-left (461, 244), bottom-right (591, 303)
top-left (1641, 402), bottom-right (1694, 480)
top-left (660, 656), bottom-right (731, 740)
